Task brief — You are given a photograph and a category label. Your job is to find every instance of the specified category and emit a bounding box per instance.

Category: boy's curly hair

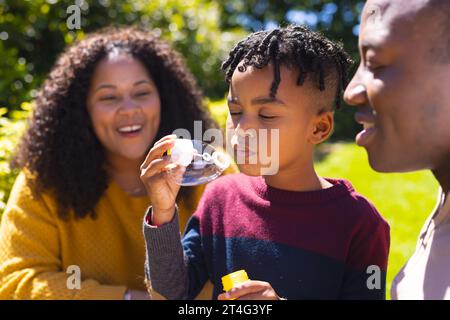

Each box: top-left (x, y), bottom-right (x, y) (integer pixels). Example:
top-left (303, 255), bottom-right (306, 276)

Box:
top-left (12, 26), bottom-right (218, 220)
top-left (221, 25), bottom-right (353, 109)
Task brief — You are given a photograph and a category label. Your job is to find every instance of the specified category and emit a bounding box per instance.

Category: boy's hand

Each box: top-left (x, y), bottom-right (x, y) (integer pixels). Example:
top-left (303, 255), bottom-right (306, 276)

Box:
top-left (140, 135), bottom-right (183, 225)
top-left (217, 280), bottom-right (281, 300)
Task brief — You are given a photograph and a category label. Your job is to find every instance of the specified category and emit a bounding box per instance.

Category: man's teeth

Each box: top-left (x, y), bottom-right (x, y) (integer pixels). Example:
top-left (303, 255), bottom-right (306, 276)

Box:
top-left (363, 123), bottom-right (375, 130)
top-left (118, 125), bottom-right (142, 133)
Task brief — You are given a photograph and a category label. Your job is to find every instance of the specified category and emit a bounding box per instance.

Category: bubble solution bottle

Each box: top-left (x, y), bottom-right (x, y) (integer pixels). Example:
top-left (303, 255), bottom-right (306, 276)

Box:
top-left (221, 270), bottom-right (250, 299)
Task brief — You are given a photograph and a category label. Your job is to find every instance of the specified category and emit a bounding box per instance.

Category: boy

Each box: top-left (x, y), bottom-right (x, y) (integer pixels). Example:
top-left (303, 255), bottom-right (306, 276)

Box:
top-left (140, 25), bottom-right (390, 300)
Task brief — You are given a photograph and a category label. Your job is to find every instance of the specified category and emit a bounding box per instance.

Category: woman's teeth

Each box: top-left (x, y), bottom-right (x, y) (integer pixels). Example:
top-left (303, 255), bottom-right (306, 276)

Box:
top-left (118, 125), bottom-right (142, 133)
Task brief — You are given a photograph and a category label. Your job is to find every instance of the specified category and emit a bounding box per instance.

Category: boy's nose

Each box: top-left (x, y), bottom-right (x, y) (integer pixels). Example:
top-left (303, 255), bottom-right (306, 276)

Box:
top-left (344, 83), bottom-right (368, 107)
top-left (235, 114), bottom-right (255, 132)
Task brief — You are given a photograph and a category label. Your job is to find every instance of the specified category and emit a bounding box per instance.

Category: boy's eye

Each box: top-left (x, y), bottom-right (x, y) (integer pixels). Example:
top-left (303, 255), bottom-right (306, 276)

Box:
top-left (230, 112), bottom-right (242, 116)
top-left (259, 114), bottom-right (277, 120)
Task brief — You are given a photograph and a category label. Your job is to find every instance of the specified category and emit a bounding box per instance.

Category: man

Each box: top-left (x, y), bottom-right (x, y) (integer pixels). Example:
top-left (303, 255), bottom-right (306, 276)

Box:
top-left (344, 0), bottom-right (450, 299)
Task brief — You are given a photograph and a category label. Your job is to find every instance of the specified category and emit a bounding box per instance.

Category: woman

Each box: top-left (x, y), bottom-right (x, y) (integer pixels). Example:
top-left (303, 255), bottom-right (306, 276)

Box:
top-left (0, 27), bottom-right (224, 299)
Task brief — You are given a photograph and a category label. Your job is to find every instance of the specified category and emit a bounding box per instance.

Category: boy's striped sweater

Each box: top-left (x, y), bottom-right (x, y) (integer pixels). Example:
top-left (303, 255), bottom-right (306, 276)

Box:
top-left (144, 173), bottom-right (390, 300)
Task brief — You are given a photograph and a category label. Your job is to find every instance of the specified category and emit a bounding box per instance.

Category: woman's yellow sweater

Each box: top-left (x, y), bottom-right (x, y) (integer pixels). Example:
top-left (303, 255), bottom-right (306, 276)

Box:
top-left (0, 170), bottom-right (218, 300)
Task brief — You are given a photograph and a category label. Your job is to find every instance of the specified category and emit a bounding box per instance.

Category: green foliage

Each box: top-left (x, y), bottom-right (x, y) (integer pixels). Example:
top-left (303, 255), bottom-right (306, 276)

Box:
top-left (0, 0), bottom-right (245, 111)
top-left (207, 98), bottom-right (228, 129)
top-left (0, 103), bottom-right (29, 215)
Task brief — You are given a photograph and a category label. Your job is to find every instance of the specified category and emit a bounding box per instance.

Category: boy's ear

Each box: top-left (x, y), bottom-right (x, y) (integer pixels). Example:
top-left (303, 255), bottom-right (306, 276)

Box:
top-left (308, 110), bottom-right (334, 145)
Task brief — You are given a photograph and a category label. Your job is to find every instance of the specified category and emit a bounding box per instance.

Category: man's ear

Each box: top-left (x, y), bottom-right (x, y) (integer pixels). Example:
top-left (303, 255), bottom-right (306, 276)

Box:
top-left (308, 110), bottom-right (334, 145)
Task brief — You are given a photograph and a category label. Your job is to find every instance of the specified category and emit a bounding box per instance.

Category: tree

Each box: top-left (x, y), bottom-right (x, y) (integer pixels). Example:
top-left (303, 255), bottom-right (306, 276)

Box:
top-left (0, 0), bottom-right (245, 111)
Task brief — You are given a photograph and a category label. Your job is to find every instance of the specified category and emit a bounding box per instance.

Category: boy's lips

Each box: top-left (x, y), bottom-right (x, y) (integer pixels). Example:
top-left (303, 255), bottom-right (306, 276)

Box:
top-left (231, 136), bottom-right (258, 155)
top-left (355, 109), bottom-right (377, 147)
top-left (234, 146), bottom-right (258, 163)
top-left (236, 148), bottom-right (257, 155)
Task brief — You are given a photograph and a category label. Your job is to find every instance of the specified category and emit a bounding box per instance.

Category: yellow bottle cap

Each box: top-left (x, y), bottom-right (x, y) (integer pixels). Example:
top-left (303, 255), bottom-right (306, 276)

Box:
top-left (221, 270), bottom-right (249, 292)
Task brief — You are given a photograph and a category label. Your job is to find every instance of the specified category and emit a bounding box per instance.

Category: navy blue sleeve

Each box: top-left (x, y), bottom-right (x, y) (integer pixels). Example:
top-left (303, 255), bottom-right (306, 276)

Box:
top-left (340, 219), bottom-right (390, 300)
top-left (182, 215), bottom-right (210, 299)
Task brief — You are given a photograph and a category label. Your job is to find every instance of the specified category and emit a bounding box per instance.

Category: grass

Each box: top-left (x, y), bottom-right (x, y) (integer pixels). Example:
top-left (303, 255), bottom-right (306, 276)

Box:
top-left (314, 142), bottom-right (440, 299)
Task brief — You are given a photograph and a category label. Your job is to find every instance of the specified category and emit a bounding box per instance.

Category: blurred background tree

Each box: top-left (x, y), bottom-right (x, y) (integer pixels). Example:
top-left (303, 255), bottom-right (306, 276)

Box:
top-left (0, 0), bottom-right (246, 107)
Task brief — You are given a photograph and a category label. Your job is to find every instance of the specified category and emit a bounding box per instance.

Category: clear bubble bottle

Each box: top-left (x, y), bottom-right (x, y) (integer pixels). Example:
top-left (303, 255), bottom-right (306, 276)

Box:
top-left (166, 139), bottom-right (231, 186)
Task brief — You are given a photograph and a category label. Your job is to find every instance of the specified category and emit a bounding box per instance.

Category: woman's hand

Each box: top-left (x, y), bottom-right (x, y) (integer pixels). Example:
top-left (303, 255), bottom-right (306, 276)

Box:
top-left (140, 134), bottom-right (183, 225)
top-left (217, 280), bottom-right (281, 300)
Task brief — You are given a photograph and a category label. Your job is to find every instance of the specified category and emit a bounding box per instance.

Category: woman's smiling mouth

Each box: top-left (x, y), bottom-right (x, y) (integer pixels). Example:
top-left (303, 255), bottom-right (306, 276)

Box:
top-left (117, 124), bottom-right (143, 137)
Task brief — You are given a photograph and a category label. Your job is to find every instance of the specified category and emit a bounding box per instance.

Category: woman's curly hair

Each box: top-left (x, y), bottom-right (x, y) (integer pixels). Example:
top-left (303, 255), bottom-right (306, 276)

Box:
top-left (12, 26), bottom-right (218, 220)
